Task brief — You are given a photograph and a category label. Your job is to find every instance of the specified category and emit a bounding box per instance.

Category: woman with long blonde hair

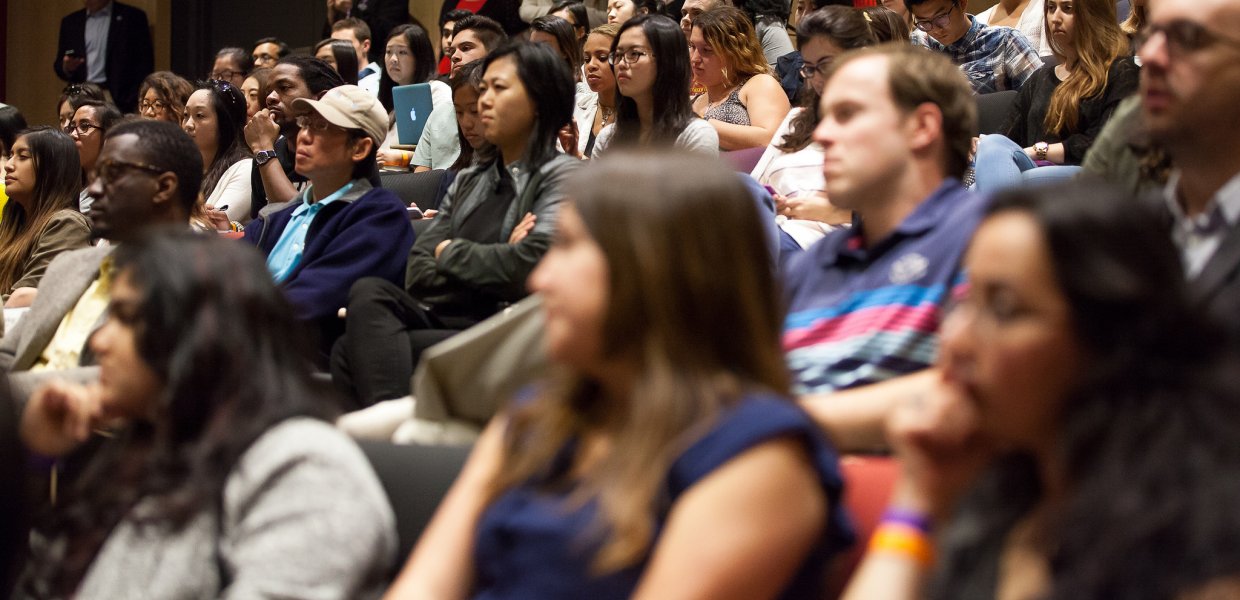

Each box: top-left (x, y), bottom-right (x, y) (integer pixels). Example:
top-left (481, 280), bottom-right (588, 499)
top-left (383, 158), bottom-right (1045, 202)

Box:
top-left (0, 127), bottom-right (90, 307)
top-left (384, 150), bottom-right (853, 599)
top-left (974, 0), bottom-right (1138, 191)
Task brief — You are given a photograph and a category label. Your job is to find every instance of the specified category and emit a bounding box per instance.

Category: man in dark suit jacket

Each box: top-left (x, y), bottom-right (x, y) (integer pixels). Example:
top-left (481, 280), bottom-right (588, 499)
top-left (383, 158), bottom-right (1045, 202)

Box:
top-left (53, 0), bottom-right (154, 113)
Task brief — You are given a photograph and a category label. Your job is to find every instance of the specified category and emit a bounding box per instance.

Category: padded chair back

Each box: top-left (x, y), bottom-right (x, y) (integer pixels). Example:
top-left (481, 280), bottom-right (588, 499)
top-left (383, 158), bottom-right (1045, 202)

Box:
top-left (975, 90), bottom-right (1018, 135)
top-left (823, 455), bottom-right (899, 598)
top-left (356, 440), bottom-right (472, 573)
top-left (380, 169), bottom-right (447, 211)
top-left (721, 147), bottom-right (766, 173)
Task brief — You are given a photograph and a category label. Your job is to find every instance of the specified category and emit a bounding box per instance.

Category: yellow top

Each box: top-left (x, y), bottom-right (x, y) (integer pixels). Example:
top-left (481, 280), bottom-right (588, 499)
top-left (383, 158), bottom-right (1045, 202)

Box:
top-left (32, 257), bottom-right (114, 372)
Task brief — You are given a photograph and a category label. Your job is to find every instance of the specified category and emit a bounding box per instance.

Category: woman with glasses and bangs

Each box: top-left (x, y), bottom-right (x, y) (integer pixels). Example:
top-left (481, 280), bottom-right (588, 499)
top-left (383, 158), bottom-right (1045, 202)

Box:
top-left (65, 100), bottom-right (122, 214)
top-left (0, 127), bottom-right (90, 307)
top-left (591, 14), bottom-right (718, 157)
top-left (182, 80), bottom-right (254, 229)
top-left (751, 5), bottom-right (875, 253)
top-left (138, 72), bottom-right (194, 125)
top-left (972, 0), bottom-right (1138, 192)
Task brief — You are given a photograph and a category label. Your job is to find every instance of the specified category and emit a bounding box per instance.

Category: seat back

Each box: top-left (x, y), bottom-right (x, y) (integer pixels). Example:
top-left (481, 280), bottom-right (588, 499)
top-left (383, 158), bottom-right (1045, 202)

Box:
top-left (356, 440), bottom-right (472, 572)
top-left (975, 90), bottom-right (1018, 135)
top-left (721, 146), bottom-right (766, 173)
top-left (823, 455), bottom-right (900, 598)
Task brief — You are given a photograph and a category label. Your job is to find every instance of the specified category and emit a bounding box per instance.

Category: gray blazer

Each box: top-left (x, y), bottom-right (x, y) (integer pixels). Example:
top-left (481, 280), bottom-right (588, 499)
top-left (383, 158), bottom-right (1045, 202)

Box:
top-left (71, 418), bottom-right (397, 599)
top-left (0, 245), bottom-right (112, 403)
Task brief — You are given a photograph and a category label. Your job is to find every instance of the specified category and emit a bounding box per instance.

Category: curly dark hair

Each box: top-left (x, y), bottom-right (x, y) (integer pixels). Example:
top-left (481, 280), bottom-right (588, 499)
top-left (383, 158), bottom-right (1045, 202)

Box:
top-left (928, 181), bottom-right (1240, 599)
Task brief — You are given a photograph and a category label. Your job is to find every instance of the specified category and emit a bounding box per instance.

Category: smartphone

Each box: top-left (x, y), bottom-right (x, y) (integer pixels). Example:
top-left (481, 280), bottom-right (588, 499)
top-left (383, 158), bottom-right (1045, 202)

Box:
top-left (763, 185), bottom-right (778, 197)
top-left (64, 49), bottom-right (79, 57)
top-left (406, 205), bottom-right (424, 219)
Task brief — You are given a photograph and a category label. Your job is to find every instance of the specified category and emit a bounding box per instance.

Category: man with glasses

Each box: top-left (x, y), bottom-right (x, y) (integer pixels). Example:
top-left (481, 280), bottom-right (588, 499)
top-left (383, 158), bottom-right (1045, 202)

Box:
top-left (243, 85), bottom-right (414, 361)
top-left (0, 120), bottom-right (201, 400)
top-left (1137, 0), bottom-right (1240, 324)
top-left (906, 0), bottom-right (1041, 93)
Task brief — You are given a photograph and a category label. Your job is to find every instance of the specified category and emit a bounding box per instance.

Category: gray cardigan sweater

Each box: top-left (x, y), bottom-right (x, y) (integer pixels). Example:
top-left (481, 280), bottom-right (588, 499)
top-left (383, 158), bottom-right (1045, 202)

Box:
top-left (70, 418), bottom-right (397, 599)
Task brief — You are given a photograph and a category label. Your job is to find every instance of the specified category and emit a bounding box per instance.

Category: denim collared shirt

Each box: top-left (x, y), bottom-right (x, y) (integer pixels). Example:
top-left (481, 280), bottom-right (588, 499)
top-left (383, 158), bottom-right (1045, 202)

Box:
top-left (912, 15), bottom-right (1042, 94)
top-left (266, 181), bottom-right (356, 282)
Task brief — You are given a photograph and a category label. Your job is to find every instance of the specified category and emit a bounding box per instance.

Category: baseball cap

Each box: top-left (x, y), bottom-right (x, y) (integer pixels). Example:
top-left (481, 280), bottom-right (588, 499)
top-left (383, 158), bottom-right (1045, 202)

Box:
top-left (291, 85), bottom-right (388, 146)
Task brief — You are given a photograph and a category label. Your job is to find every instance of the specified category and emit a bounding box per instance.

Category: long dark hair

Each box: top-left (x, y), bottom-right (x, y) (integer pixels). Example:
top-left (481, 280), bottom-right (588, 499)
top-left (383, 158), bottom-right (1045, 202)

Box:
top-left (929, 181), bottom-right (1240, 599)
top-left (377, 23), bottom-right (436, 113)
top-left (476, 41), bottom-right (574, 171)
top-left (0, 128), bottom-right (81, 292)
top-left (531, 14), bottom-right (585, 76)
top-left (23, 230), bottom-right (336, 596)
top-left (313, 38), bottom-right (360, 85)
top-left (778, 6), bottom-right (875, 153)
top-left (448, 60), bottom-right (488, 172)
top-left (610, 14), bottom-right (695, 148)
top-left (195, 80), bottom-right (251, 200)
top-left (0, 105), bottom-right (27, 157)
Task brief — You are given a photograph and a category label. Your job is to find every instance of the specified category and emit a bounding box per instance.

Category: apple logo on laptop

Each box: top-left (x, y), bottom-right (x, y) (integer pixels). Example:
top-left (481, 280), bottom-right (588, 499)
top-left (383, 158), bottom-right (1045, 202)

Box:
top-left (409, 107), bottom-right (418, 122)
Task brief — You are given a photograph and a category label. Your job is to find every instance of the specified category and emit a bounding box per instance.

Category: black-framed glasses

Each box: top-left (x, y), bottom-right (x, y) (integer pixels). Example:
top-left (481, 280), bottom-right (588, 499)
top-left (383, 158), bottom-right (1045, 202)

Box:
top-left (913, 3), bottom-right (957, 32)
top-left (1136, 19), bottom-right (1240, 58)
top-left (63, 121), bottom-right (102, 137)
top-left (139, 99), bottom-right (169, 113)
top-left (94, 159), bottom-right (167, 185)
top-left (799, 57), bottom-right (836, 80)
top-left (211, 69), bottom-right (237, 81)
top-left (608, 48), bottom-right (652, 66)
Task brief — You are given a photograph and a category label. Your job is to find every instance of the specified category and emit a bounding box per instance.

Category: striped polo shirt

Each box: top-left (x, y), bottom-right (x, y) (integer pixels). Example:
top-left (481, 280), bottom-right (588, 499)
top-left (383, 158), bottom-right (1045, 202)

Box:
top-left (782, 180), bottom-right (986, 394)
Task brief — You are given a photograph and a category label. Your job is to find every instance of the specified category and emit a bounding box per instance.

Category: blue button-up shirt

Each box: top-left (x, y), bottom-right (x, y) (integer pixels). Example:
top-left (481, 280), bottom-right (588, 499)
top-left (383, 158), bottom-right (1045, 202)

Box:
top-left (912, 15), bottom-right (1042, 94)
top-left (84, 1), bottom-right (112, 84)
top-left (266, 181), bottom-right (355, 282)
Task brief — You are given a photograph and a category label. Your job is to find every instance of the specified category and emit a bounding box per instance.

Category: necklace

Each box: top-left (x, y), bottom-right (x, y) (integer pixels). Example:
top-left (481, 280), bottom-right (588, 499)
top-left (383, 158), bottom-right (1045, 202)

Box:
top-left (704, 85), bottom-right (739, 111)
top-left (599, 105), bottom-right (615, 123)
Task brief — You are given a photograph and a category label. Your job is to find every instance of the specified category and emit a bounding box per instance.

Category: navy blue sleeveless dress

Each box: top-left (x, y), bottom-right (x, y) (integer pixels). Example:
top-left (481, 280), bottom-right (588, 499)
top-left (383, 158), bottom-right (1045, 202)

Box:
top-left (471, 393), bottom-right (855, 599)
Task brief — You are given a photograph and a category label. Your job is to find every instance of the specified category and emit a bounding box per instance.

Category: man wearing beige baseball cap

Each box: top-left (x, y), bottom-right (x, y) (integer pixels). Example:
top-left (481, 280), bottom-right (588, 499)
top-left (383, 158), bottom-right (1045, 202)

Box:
top-left (242, 84), bottom-right (415, 363)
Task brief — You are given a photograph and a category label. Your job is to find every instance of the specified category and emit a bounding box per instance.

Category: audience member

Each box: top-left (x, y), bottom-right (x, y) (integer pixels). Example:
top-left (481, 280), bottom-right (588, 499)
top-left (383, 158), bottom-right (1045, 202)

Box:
top-left (352, 0), bottom-right (415, 64)
top-left (976, 0), bottom-right (1053, 56)
top-left (973, 0), bottom-right (1138, 191)
top-left (1120, 0), bottom-right (1146, 39)
top-left (209, 46), bottom-right (250, 89)
top-left (245, 56), bottom-right (345, 218)
top-left (862, 5), bottom-right (912, 41)
top-left (412, 15), bottom-right (508, 173)
top-left (1079, 95), bottom-right (1170, 197)
top-left (315, 38), bottom-right (362, 85)
top-left (0, 105), bottom-right (29, 220)
top-left (241, 67), bottom-right (272, 121)
top-left (183, 80), bottom-right (253, 227)
top-left (841, 182), bottom-right (1240, 600)
top-left (689, 6), bottom-right (791, 150)
top-left (242, 85), bottom-right (413, 360)
top-left (679, 0), bottom-right (726, 37)
top-left (440, 0), bottom-right (528, 37)
top-left (593, 15), bottom-right (719, 156)
top-left (785, 45), bottom-right (984, 452)
top-left (549, 0), bottom-right (594, 46)
top-left (0, 380), bottom-right (22, 597)
top-left (752, 6), bottom-right (874, 252)
top-left (65, 99), bottom-right (122, 213)
top-left (331, 42), bottom-right (579, 409)
top-left (16, 230), bottom-right (396, 598)
top-left (431, 60), bottom-right (490, 211)
top-left (376, 23), bottom-right (448, 168)
top-left (0, 128), bottom-right (91, 307)
top-left (54, 0), bottom-right (154, 113)
top-left (56, 83), bottom-right (106, 131)
top-left (569, 23), bottom-right (620, 158)
top-left (436, 8), bottom-right (474, 75)
top-left (0, 120), bottom-right (202, 400)
top-left (138, 71), bottom-right (193, 125)
top-left (740, 0), bottom-right (797, 67)
top-left (332, 17), bottom-right (382, 94)
top-left (251, 37), bottom-right (290, 69)
top-left (1137, 0), bottom-right (1240, 322)
top-left (878, 0), bottom-right (911, 25)
top-left (531, 15), bottom-right (586, 81)
top-left (607, 0), bottom-right (658, 24)
top-left (908, 0), bottom-right (1043, 93)
top-left (385, 150), bottom-right (853, 599)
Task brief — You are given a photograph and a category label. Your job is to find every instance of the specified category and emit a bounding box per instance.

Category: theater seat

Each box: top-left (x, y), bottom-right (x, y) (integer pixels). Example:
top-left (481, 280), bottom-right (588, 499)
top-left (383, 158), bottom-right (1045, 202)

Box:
top-left (356, 440), bottom-right (472, 574)
top-left (380, 169), bottom-right (447, 211)
top-left (976, 90), bottom-right (1018, 135)
top-left (824, 455), bottom-right (899, 599)
top-left (722, 147), bottom-right (766, 173)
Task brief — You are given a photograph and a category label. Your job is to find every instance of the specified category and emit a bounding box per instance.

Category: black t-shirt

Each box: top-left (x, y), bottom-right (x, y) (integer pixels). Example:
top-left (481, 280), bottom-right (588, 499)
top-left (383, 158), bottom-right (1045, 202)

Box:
top-left (249, 135), bottom-right (309, 219)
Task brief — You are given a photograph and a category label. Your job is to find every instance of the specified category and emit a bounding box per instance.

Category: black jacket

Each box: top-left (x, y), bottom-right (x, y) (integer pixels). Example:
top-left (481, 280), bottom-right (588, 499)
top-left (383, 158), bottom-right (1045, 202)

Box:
top-left (54, 1), bottom-right (154, 113)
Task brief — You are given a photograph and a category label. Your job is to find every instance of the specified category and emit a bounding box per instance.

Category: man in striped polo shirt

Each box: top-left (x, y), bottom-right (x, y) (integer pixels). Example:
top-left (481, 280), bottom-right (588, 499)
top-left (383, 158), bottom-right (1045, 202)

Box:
top-left (782, 45), bottom-right (987, 452)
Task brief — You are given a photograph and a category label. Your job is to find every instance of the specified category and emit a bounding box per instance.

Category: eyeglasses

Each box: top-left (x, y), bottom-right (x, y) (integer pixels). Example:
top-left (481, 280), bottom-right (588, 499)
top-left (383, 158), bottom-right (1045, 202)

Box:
top-left (295, 115), bottom-right (344, 134)
top-left (799, 57), bottom-right (836, 80)
top-left (139, 99), bottom-right (169, 113)
top-left (94, 159), bottom-right (167, 185)
top-left (64, 121), bottom-right (102, 137)
top-left (211, 69), bottom-right (237, 81)
top-left (913, 3), bottom-right (957, 32)
top-left (1136, 19), bottom-right (1240, 59)
top-left (608, 48), bottom-right (652, 66)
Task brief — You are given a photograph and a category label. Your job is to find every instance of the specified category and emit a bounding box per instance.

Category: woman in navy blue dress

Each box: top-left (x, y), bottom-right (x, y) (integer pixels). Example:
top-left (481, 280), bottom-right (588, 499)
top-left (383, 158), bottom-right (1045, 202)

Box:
top-left (384, 150), bottom-right (853, 599)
